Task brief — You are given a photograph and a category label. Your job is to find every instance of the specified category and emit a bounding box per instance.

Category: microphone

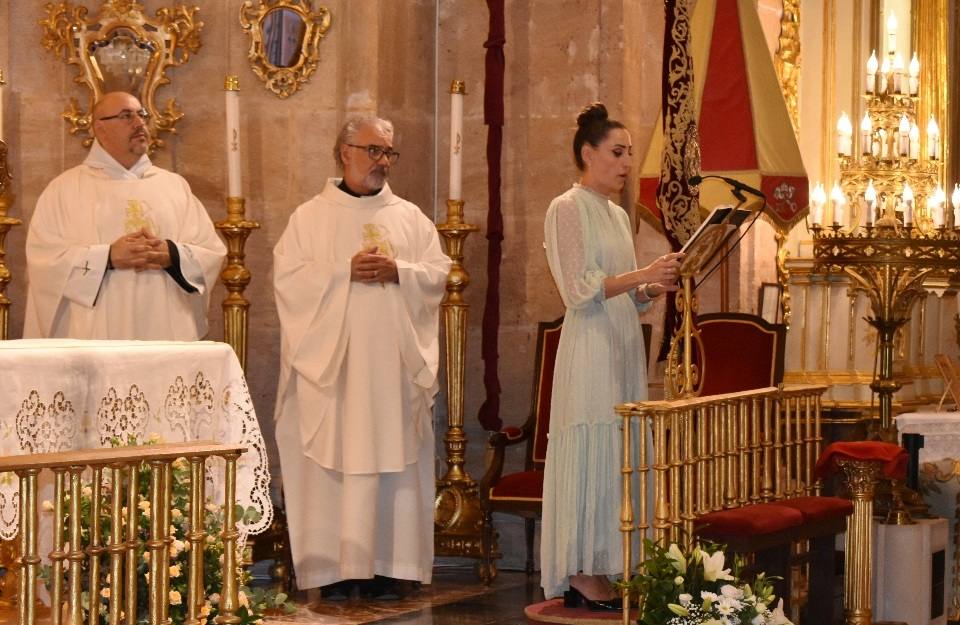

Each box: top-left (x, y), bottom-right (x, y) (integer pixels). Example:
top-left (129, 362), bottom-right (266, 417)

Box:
top-left (689, 174), bottom-right (766, 199)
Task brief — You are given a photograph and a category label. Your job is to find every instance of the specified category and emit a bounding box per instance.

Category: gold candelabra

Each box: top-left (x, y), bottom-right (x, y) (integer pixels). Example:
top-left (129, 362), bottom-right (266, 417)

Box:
top-left (0, 135), bottom-right (21, 342)
top-left (215, 197), bottom-right (259, 370)
top-left (812, 39), bottom-right (959, 435)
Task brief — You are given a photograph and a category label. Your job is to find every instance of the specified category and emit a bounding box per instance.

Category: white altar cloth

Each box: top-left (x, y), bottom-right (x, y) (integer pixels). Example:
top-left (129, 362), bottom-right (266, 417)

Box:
top-left (0, 339), bottom-right (272, 542)
top-left (897, 410), bottom-right (960, 619)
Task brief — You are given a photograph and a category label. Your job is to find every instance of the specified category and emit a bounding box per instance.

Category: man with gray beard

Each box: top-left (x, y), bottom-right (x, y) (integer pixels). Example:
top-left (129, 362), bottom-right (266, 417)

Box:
top-left (273, 116), bottom-right (450, 598)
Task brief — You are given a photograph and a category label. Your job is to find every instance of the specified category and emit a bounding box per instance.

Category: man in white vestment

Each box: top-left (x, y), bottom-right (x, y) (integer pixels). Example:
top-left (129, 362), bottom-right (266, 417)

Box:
top-left (273, 116), bottom-right (450, 596)
top-left (23, 91), bottom-right (225, 340)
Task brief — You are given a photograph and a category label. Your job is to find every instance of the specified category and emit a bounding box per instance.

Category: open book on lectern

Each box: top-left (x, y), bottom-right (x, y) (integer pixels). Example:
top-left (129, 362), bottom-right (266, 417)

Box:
top-left (678, 204), bottom-right (751, 276)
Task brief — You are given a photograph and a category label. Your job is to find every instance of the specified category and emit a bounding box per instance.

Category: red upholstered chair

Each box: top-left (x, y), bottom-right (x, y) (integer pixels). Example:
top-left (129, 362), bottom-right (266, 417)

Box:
top-left (479, 317), bottom-right (562, 576)
top-left (696, 312), bottom-right (786, 395)
top-left (478, 318), bottom-right (651, 577)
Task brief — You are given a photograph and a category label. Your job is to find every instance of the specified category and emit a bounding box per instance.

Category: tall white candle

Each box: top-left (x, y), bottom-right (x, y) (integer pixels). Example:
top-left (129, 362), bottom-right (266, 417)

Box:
top-left (449, 80), bottom-right (465, 201)
top-left (898, 115), bottom-right (910, 157)
top-left (908, 53), bottom-right (920, 96)
top-left (860, 113), bottom-right (872, 155)
top-left (927, 117), bottom-right (940, 160)
top-left (952, 184), bottom-right (960, 228)
top-left (866, 51), bottom-right (878, 95)
top-left (903, 182), bottom-right (914, 226)
top-left (880, 57), bottom-right (891, 94)
top-left (864, 180), bottom-right (877, 225)
top-left (836, 112), bottom-right (852, 157)
top-left (892, 53), bottom-right (904, 94)
top-left (933, 184), bottom-right (946, 227)
top-left (830, 182), bottom-right (846, 226)
top-left (886, 13), bottom-right (898, 55)
top-left (224, 75), bottom-right (242, 198)
top-left (909, 123), bottom-right (920, 160)
top-left (811, 183), bottom-right (826, 226)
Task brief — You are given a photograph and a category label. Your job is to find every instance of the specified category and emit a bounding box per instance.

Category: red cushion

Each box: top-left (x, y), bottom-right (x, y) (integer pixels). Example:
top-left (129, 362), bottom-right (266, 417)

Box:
top-left (699, 318), bottom-right (779, 395)
top-left (777, 496), bottom-right (853, 522)
top-left (489, 471), bottom-right (544, 501)
top-left (695, 503), bottom-right (803, 537)
top-left (532, 325), bottom-right (562, 464)
top-left (815, 441), bottom-right (908, 480)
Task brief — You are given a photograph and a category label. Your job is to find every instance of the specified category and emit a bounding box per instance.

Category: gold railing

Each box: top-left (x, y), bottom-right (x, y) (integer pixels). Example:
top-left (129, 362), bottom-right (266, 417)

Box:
top-left (617, 384), bottom-right (828, 591)
top-left (0, 442), bottom-right (245, 625)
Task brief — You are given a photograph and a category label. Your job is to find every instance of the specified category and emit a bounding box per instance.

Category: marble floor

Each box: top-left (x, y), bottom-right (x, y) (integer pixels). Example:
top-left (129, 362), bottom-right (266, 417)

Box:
top-left (265, 568), bottom-right (542, 625)
top-left (0, 567), bottom-right (542, 625)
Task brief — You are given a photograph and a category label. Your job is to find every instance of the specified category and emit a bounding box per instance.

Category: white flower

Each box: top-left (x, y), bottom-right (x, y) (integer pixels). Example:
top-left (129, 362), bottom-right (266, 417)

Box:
top-left (209, 593), bottom-right (220, 605)
top-left (205, 503), bottom-right (219, 513)
top-left (701, 591), bottom-right (718, 603)
top-left (701, 550), bottom-right (734, 582)
top-left (171, 508), bottom-right (183, 520)
top-left (678, 593), bottom-right (693, 606)
top-left (720, 584), bottom-right (744, 600)
top-left (200, 603), bottom-right (212, 618)
top-left (674, 576), bottom-right (684, 585)
top-left (717, 596), bottom-right (742, 615)
top-left (82, 486), bottom-right (92, 498)
top-left (667, 603), bottom-right (689, 617)
top-left (42, 500), bottom-right (54, 512)
top-left (148, 432), bottom-right (162, 444)
top-left (143, 551), bottom-right (150, 563)
top-left (169, 590), bottom-right (182, 605)
top-left (238, 590), bottom-right (249, 608)
top-left (667, 543), bottom-right (687, 573)
top-left (170, 539), bottom-right (185, 557)
top-left (752, 616), bottom-right (766, 625)
top-left (769, 599), bottom-right (793, 625)
top-left (169, 564), bottom-right (181, 578)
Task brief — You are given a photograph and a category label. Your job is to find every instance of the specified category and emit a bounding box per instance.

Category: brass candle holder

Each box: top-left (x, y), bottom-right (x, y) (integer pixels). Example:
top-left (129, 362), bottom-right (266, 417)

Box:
top-left (215, 197), bottom-right (259, 370)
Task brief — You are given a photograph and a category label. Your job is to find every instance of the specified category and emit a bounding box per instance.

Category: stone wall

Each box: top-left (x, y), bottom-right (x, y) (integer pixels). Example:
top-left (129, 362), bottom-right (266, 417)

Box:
top-left (0, 0), bottom-right (680, 572)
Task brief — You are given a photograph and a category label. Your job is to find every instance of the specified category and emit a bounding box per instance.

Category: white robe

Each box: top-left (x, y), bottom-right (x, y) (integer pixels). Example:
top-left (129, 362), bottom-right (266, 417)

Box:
top-left (23, 141), bottom-right (225, 341)
top-left (273, 179), bottom-right (450, 588)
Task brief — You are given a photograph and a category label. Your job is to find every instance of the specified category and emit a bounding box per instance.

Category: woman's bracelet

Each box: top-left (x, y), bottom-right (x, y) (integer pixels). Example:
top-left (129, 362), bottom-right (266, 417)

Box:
top-left (641, 283), bottom-right (656, 301)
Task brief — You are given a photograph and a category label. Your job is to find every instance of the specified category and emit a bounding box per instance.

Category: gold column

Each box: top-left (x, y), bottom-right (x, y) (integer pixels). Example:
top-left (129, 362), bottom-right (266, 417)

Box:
top-left (216, 76), bottom-right (259, 370)
top-left (915, 0), bottom-right (949, 176)
top-left (838, 458), bottom-right (882, 625)
top-left (434, 80), bottom-right (491, 577)
top-left (217, 451), bottom-right (241, 625)
top-left (186, 456), bottom-right (206, 625)
top-left (17, 469), bottom-right (38, 625)
top-left (106, 465), bottom-right (124, 625)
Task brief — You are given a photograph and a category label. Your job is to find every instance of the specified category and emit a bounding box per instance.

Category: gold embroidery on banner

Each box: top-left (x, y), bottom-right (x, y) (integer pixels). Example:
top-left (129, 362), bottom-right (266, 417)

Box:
top-left (15, 390), bottom-right (76, 453)
top-left (96, 385), bottom-right (150, 445)
top-left (361, 223), bottom-right (396, 258)
top-left (774, 0), bottom-right (801, 135)
top-left (659, 0), bottom-right (701, 246)
top-left (124, 199), bottom-right (158, 234)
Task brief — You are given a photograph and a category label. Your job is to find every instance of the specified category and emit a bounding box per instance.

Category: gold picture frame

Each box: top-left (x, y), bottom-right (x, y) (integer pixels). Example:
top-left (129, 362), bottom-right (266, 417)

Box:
top-left (40, 0), bottom-right (203, 152)
top-left (239, 0), bottom-right (332, 99)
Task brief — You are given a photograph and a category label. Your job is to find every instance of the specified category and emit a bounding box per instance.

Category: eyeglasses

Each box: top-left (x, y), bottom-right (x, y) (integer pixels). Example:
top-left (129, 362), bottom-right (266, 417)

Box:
top-left (345, 143), bottom-right (400, 164)
top-left (97, 109), bottom-right (151, 124)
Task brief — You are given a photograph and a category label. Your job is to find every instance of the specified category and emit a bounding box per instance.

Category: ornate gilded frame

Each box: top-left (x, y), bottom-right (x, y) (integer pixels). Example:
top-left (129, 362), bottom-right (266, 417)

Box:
top-left (40, 0), bottom-right (203, 151)
top-left (239, 0), bottom-right (332, 99)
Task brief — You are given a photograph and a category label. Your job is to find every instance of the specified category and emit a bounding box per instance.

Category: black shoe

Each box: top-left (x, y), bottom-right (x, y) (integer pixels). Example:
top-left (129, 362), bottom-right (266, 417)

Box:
top-left (369, 575), bottom-right (403, 601)
top-left (320, 580), bottom-right (354, 601)
top-left (563, 587), bottom-right (623, 612)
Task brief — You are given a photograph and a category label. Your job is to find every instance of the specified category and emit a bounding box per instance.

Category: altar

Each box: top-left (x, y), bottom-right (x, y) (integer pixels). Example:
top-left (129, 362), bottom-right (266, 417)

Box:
top-left (0, 339), bottom-right (273, 542)
top-left (897, 410), bottom-right (960, 619)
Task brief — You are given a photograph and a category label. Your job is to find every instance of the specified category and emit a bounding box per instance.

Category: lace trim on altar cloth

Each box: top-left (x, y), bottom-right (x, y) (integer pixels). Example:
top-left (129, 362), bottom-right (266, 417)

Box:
top-left (0, 371), bottom-right (273, 544)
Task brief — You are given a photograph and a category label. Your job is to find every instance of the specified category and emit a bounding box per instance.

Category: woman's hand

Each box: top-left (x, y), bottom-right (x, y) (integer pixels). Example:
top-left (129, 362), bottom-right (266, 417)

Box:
top-left (639, 281), bottom-right (681, 300)
top-left (637, 252), bottom-right (684, 285)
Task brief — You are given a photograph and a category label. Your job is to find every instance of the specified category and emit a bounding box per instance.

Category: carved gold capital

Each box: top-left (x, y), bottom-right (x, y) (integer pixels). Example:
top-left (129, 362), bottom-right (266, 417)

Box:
top-left (836, 458), bottom-right (883, 499)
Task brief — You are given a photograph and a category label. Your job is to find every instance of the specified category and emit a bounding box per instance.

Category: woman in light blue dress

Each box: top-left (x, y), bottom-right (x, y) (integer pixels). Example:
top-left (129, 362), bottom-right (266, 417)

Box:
top-left (540, 103), bottom-right (682, 607)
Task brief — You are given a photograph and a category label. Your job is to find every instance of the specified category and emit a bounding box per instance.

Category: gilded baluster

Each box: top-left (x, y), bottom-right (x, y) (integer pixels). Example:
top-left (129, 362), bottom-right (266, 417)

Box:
top-left (217, 452), bottom-right (241, 625)
top-left (87, 466), bottom-right (103, 625)
top-left (125, 464), bottom-right (139, 625)
top-left (67, 466), bottom-right (84, 625)
top-left (51, 468), bottom-right (67, 625)
top-left (107, 465), bottom-right (124, 625)
top-left (17, 468), bottom-right (39, 625)
top-left (186, 456), bottom-right (206, 625)
top-left (147, 461), bottom-right (165, 625)
top-left (619, 407), bottom-right (633, 625)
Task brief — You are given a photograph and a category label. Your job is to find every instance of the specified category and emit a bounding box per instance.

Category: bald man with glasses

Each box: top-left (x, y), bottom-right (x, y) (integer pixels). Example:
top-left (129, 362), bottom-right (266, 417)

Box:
top-left (24, 91), bottom-right (225, 340)
top-left (273, 115), bottom-right (450, 598)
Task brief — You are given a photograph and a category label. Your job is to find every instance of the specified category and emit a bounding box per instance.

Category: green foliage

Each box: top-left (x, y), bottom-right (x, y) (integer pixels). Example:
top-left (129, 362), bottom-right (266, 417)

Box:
top-left (40, 435), bottom-right (294, 625)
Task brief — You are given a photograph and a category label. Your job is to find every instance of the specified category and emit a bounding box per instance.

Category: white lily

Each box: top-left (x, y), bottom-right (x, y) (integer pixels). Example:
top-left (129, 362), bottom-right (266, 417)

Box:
top-left (769, 598), bottom-right (793, 625)
top-left (667, 603), bottom-right (689, 616)
top-left (702, 550), bottom-right (734, 581)
top-left (667, 543), bottom-right (687, 573)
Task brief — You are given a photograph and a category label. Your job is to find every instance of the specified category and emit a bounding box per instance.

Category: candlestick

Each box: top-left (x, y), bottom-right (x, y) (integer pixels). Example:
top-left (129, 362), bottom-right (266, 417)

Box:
top-left (927, 117), bottom-right (940, 160)
top-left (811, 183), bottom-right (826, 226)
top-left (864, 180), bottom-right (877, 225)
top-left (836, 113), bottom-right (852, 157)
top-left (909, 123), bottom-right (920, 160)
top-left (866, 51), bottom-right (878, 95)
top-left (897, 115), bottom-right (909, 157)
top-left (903, 182), bottom-right (914, 226)
top-left (933, 184), bottom-right (946, 228)
top-left (860, 114), bottom-right (872, 155)
top-left (224, 75), bottom-right (242, 198)
top-left (886, 13), bottom-right (898, 55)
top-left (952, 184), bottom-right (960, 228)
top-left (830, 182), bottom-right (845, 226)
top-left (880, 57), bottom-right (890, 94)
top-left (908, 53), bottom-right (920, 96)
top-left (892, 53), bottom-right (904, 94)
top-left (878, 128), bottom-right (888, 159)
top-left (449, 80), bottom-right (465, 201)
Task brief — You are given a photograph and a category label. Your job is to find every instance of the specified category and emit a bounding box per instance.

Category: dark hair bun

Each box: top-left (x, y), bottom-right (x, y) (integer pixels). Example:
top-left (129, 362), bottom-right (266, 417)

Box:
top-left (577, 102), bottom-right (608, 128)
